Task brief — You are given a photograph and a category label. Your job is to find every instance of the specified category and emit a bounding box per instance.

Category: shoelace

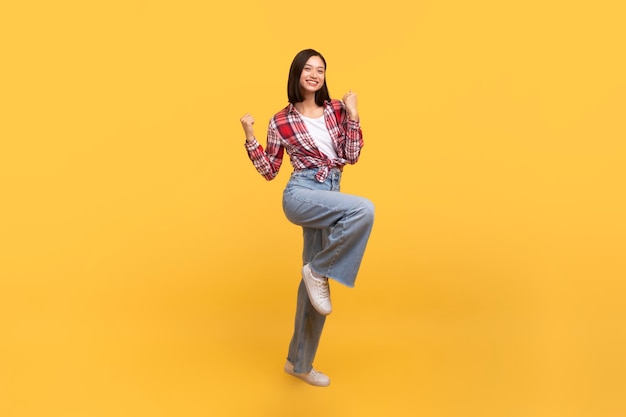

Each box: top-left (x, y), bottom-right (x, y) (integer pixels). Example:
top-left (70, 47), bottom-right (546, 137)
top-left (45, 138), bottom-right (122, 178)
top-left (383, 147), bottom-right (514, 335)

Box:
top-left (310, 370), bottom-right (324, 378)
top-left (315, 278), bottom-right (329, 299)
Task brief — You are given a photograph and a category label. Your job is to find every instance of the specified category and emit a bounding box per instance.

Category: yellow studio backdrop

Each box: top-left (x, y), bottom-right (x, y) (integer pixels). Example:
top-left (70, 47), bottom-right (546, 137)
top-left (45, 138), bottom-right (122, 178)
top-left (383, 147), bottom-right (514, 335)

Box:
top-left (1, 1), bottom-right (625, 416)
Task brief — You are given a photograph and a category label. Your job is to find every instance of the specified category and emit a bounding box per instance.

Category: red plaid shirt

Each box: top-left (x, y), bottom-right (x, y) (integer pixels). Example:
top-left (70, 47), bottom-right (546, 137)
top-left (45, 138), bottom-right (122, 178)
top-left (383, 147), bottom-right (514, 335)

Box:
top-left (245, 99), bottom-right (363, 182)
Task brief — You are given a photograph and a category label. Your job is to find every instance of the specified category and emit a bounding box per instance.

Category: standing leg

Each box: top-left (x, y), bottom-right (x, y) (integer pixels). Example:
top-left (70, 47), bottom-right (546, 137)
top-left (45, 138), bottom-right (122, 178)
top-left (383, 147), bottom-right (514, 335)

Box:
top-left (287, 227), bottom-right (328, 373)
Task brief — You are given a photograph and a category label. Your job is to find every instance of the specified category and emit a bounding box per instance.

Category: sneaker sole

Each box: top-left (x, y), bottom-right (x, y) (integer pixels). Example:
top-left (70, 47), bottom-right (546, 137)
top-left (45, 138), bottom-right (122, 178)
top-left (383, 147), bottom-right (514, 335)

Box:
top-left (284, 365), bottom-right (330, 387)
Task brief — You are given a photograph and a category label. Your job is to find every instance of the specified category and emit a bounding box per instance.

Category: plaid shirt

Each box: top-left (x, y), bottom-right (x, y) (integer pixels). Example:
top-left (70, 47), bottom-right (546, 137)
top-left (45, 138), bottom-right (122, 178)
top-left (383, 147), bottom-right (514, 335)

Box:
top-left (245, 99), bottom-right (363, 182)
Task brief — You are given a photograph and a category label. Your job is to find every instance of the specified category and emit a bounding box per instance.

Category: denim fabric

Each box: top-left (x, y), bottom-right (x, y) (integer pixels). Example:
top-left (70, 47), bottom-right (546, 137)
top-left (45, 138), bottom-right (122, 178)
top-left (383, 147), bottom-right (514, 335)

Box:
top-left (283, 168), bottom-right (374, 373)
top-left (286, 278), bottom-right (327, 373)
top-left (282, 168), bottom-right (374, 287)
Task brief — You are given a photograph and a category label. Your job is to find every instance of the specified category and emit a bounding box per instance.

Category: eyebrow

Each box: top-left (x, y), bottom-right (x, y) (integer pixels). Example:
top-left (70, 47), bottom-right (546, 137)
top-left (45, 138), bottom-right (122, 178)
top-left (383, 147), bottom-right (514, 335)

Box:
top-left (304, 64), bottom-right (325, 70)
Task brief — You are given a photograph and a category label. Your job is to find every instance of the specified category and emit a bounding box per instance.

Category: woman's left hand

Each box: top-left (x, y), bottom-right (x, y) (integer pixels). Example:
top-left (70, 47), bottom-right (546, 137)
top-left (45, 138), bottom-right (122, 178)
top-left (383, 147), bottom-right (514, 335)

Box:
top-left (343, 90), bottom-right (359, 121)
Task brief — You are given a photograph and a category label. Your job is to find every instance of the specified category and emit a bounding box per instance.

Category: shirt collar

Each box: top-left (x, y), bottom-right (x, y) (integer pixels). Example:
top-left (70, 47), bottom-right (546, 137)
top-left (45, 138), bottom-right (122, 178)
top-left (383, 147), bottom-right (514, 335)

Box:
top-left (288, 100), bottom-right (331, 114)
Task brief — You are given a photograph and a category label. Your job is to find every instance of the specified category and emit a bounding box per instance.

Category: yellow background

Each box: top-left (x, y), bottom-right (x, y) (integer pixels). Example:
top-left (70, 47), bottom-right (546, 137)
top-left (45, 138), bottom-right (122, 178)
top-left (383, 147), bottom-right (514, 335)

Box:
top-left (1, 1), bottom-right (625, 416)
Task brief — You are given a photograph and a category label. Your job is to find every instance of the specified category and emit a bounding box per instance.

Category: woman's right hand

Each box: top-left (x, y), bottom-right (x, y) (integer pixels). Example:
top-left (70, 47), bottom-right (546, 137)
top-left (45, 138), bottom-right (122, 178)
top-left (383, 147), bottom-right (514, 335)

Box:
top-left (240, 113), bottom-right (255, 141)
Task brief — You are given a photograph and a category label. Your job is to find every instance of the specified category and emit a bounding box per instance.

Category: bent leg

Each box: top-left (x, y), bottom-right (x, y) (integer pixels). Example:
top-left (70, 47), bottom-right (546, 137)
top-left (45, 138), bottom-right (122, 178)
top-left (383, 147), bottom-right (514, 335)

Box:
top-left (283, 188), bottom-right (374, 287)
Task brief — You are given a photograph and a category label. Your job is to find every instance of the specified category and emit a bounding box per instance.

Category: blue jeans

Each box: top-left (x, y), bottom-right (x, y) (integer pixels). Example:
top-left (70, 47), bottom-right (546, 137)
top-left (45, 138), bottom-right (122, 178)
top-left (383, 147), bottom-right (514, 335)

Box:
top-left (282, 168), bottom-right (374, 372)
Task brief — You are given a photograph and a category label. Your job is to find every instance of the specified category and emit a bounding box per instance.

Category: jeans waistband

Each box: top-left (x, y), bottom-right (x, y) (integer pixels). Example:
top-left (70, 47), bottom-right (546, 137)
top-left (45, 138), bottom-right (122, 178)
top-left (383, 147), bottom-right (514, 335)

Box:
top-left (293, 166), bottom-right (342, 182)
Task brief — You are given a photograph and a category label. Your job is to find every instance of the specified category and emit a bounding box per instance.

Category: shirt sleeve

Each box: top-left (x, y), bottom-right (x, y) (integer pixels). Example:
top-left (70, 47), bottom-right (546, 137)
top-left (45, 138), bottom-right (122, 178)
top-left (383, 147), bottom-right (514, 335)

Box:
top-left (244, 123), bottom-right (284, 181)
top-left (340, 104), bottom-right (364, 164)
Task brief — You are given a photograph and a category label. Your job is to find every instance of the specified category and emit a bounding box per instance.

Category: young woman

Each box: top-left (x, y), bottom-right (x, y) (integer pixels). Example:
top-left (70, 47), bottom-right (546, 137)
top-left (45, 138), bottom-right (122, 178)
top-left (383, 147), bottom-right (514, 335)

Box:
top-left (240, 49), bottom-right (374, 387)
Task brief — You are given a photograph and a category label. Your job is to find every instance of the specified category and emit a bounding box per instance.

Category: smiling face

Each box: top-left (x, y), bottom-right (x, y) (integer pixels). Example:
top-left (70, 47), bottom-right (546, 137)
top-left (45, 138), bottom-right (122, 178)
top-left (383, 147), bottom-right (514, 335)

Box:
top-left (287, 49), bottom-right (330, 105)
top-left (299, 55), bottom-right (326, 96)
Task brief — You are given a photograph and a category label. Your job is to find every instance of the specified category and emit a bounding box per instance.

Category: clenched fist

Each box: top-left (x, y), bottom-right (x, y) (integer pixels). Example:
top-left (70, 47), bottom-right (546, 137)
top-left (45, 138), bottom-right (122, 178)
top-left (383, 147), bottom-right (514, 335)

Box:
top-left (342, 90), bottom-right (359, 121)
top-left (240, 113), bottom-right (255, 141)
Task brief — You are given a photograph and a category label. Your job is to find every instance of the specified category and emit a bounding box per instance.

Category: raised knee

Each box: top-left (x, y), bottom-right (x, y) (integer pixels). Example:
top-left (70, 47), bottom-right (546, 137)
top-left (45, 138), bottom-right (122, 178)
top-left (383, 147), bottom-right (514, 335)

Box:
top-left (359, 199), bottom-right (375, 223)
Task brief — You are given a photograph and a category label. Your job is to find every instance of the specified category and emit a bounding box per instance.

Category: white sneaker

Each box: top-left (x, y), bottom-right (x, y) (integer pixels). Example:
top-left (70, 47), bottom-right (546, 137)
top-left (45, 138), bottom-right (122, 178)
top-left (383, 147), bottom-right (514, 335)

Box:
top-left (284, 361), bottom-right (330, 387)
top-left (302, 264), bottom-right (332, 315)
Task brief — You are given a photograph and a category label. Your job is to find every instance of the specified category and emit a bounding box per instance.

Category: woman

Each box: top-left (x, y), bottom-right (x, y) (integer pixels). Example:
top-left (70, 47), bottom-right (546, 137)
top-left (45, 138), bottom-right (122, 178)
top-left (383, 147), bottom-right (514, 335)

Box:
top-left (240, 49), bottom-right (374, 387)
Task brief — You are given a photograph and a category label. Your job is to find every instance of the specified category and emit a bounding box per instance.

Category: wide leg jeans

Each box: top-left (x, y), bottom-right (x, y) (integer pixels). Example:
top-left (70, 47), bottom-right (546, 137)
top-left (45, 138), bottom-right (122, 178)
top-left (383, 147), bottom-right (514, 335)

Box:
top-left (282, 168), bottom-right (374, 373)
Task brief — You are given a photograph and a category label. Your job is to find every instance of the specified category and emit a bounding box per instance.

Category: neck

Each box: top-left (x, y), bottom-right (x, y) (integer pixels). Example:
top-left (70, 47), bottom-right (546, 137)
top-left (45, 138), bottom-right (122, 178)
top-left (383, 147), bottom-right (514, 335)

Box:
top-left (294, 99), bottom-right (323, 118)
top-left (295, 95), bottom-right (320, 112)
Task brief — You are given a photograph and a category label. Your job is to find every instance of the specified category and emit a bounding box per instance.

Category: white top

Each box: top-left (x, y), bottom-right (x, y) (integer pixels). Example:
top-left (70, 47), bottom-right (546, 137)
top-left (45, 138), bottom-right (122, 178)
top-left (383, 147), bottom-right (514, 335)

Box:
top-left (299, 114), bottom-right (338, 160)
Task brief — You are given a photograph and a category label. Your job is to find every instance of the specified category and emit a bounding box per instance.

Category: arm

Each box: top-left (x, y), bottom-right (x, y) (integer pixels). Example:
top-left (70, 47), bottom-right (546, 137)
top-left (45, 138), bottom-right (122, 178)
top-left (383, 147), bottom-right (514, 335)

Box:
top-left (241, 114), bottom-right (284, 181)
top-left (340, 91), bottom-right (363, 164)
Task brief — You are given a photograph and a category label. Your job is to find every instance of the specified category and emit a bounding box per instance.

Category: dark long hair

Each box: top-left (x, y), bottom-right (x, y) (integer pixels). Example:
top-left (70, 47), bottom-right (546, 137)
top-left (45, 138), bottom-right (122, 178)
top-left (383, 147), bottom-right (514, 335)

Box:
top-left (287, 49), bottom-right (330, 106)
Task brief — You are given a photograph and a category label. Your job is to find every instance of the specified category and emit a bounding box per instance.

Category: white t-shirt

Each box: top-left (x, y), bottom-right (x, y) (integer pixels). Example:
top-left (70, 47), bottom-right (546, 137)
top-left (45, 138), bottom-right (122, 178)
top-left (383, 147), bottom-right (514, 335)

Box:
top-left (299, 114), bottom-right (338, 160)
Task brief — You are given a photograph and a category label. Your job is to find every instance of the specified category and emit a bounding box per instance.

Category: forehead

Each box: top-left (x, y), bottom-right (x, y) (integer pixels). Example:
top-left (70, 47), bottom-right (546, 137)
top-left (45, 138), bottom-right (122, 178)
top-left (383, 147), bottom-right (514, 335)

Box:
top-left (304, 56), bottom-right (325, 69)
